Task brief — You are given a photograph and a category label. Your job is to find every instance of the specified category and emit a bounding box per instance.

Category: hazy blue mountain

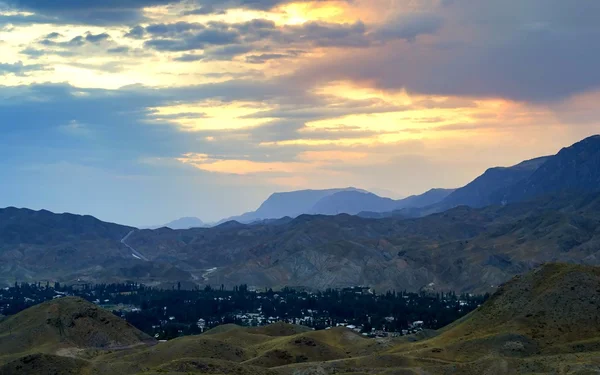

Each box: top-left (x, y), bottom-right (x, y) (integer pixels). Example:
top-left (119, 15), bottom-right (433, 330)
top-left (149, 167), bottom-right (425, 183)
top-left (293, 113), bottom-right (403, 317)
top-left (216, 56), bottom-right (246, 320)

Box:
top-left (220, 188), bottom-right (364, 223)
top-left (162, 217), bottom-right (205, 230)
top-left (394, 188), bottom-right (456, 209)
top-left (221, 186), bottom-right (457, 223)
top-left (309, 191), bottom-right (397, 215)
top-left (308, 188), bottom-right (455, 216)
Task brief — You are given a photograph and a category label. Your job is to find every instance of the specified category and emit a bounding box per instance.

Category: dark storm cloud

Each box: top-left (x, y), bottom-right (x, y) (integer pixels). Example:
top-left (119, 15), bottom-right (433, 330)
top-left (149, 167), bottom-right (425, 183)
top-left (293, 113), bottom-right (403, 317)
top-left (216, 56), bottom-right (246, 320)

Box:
top-left (293, 0), bottom-right (600, 102)
top-left (372, 13), bottom-right (443, 42)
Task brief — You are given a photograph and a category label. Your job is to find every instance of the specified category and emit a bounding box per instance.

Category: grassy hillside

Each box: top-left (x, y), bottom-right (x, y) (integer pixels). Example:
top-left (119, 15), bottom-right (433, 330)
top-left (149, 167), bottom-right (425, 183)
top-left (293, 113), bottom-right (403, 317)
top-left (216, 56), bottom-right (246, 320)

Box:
top-left (2, 265), bottom-right (600, 374)
top-left (0, 297), bottom-right (154, 365)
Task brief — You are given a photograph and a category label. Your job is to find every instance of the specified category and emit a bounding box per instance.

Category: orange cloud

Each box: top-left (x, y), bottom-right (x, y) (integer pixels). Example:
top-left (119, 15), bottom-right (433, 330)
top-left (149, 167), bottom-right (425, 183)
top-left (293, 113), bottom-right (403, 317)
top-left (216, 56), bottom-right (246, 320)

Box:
top-left (178, 153), bottom-right (314, 175)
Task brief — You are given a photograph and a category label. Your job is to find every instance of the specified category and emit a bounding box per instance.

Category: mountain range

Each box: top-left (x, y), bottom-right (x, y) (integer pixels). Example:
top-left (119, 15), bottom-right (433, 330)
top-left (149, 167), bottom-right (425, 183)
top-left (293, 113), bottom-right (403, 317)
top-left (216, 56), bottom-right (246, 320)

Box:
top-left (149, 217), bottom-right (206, 230)
top-left (420, 135), bottom-right (600, 214)
top-left (2, 263), bottom-right (600, 374)
top-left (179, 134), bottom-right (600, 224)
top-left (219, 187), bottom-right (455, 224)
top-left (1, 135), bottom-right (600, 292)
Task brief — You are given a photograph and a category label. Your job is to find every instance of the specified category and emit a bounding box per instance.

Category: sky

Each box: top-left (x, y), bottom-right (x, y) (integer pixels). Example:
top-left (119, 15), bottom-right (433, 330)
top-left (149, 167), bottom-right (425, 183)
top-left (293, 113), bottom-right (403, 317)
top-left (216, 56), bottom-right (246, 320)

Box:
top-left (1, 0), bottom-right (599, 226)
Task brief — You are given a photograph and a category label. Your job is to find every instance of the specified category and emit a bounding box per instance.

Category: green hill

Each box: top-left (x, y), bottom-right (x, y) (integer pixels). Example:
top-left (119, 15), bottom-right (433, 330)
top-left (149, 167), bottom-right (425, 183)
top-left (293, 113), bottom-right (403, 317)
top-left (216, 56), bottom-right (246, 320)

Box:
top-left (3, 266), bottom-right (600, 374)
top-left (0, 297), bottom-right (154, 365)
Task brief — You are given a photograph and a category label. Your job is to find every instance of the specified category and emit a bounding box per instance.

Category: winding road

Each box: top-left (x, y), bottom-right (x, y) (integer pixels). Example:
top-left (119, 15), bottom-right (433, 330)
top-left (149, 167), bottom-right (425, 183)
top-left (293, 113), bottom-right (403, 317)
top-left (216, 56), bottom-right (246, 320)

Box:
top-left (121, 230), bottom-right (149, 261)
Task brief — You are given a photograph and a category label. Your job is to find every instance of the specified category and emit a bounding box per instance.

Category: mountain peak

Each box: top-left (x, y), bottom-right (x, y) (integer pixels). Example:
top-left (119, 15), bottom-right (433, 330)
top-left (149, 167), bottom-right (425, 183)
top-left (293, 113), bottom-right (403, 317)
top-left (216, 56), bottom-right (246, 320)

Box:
top-left (163, 217), bottom-right (205, 230)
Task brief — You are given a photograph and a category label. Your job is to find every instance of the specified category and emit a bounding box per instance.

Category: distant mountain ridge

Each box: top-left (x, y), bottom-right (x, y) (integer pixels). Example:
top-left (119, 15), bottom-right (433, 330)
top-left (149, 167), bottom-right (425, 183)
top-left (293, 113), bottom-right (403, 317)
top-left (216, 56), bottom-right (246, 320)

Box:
top-left (220, 188), bottom-right (364, 224)
top-left (163, 217), bottom-right (205, 230)
top-left (1, 134), bottom-right (600, 293)
top-left (220, 187), bottom-right (455, 223)
top-left (164, 136), bottom-right (600, 224)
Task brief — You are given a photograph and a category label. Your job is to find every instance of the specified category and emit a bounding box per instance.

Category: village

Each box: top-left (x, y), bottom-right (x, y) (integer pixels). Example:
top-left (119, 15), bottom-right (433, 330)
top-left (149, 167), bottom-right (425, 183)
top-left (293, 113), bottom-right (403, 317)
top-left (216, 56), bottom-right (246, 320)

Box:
top-left (0, 282), bottom-right (486, 340)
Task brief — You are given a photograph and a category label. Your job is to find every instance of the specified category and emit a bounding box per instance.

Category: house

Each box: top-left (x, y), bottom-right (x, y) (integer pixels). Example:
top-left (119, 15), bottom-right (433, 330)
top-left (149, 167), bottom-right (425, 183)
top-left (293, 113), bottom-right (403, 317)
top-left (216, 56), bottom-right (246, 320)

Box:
top-left (197, 318), bottom-right (206, 331)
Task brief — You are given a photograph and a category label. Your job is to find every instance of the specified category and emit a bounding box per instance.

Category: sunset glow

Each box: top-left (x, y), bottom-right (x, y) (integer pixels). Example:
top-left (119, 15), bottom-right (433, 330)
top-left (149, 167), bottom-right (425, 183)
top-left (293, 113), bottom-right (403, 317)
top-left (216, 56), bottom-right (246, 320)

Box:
top-left (1, 0), bottom-right (599, 223)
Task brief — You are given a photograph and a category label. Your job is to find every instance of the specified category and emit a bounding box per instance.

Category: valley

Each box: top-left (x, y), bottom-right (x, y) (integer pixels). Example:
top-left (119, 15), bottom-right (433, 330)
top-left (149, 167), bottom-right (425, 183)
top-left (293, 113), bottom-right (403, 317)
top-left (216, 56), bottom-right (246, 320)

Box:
top-left (1, 264), bottom-right (600, 374)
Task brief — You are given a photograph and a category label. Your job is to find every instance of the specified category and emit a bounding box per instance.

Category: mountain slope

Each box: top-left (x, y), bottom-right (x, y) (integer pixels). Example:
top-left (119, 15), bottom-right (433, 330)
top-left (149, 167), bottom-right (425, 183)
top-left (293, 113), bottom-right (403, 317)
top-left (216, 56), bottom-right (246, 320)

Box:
top-left (506, 135), bottom-right (600, 202)
top-left (3, 191), bottom-right (600, 293)
top-left (0, 207), bottom-right (133, 245)
top-left (429, 135), bottom-right (600, 214)
top-left (439, 263), bottom-right (600, 348)
top-left (435, 156), bottom-right (550, 210)
top-left (0, 208), bottom-right (194, 288)
top-left (397, 263), bottom-right (600, 370)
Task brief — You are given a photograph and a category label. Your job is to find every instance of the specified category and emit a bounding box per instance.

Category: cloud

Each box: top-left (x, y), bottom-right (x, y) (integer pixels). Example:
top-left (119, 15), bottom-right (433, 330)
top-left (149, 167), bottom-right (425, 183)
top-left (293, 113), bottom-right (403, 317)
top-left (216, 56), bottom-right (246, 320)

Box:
top-left (245, 52), bottom-right (300, 64)
top-left (1, 0), bottom-right (175, 25)
top-left (372, 13), bottom-right (443, 42)
top-left (85, 32), bottom-right (111, 43)
top-left (138, 16), bottom-right (440, 61)
top-left (173, 53), bottom-right (205, 62)
top-left (179, 0), bottom-right (344, 16)
top-left (144, 28), bottom-right (240, 51)
top-left (22, 31), bottom-right (143, 60)
top-left (2, 0), bottom-right (600, 226)
top-left (293, 0), bottom-right (600, 102)
top-left (124, 25), bottom-right (146, 39)
top-left (2, 0), bottom-right (351, 25)
top-left (0, 61), bottom-right (47, 76)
